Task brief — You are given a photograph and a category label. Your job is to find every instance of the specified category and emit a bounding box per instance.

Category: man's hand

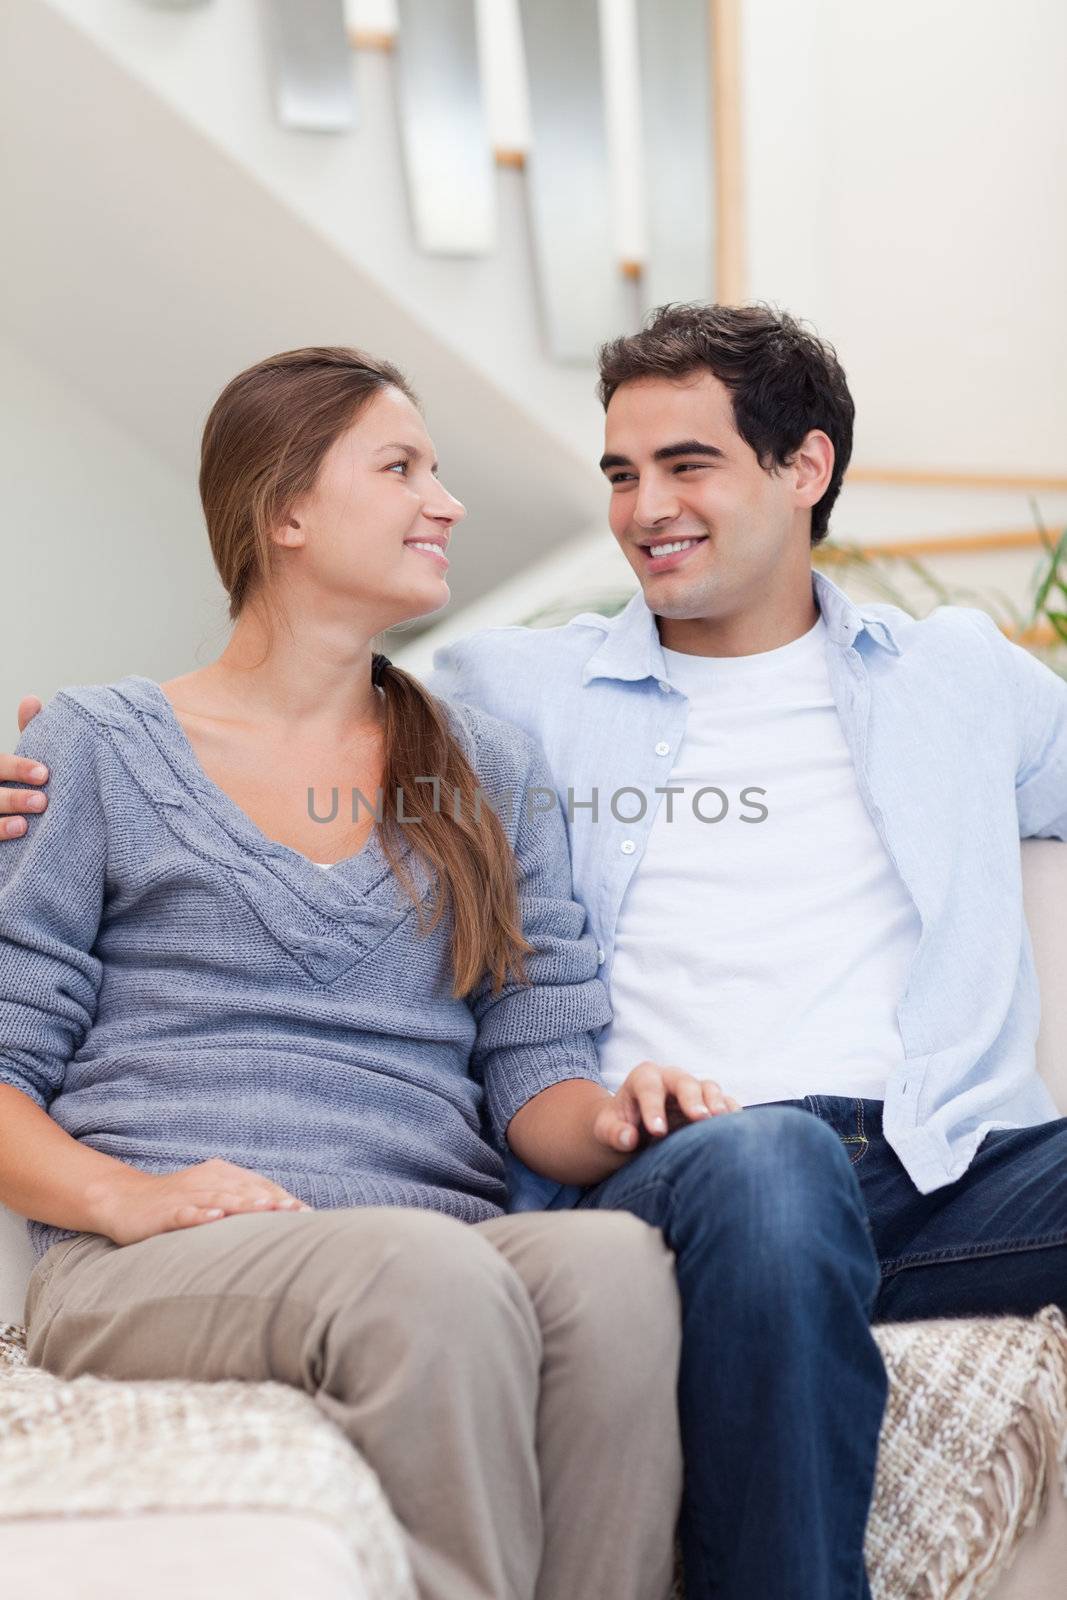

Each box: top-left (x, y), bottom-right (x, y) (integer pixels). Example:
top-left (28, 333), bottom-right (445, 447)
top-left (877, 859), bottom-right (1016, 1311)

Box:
top-left (86, 1156), bottom-right (314, 1247)
top-left (1, 696), bottom-right (47, 838)
top-left (592, 1061), bottom-right (742, 1154)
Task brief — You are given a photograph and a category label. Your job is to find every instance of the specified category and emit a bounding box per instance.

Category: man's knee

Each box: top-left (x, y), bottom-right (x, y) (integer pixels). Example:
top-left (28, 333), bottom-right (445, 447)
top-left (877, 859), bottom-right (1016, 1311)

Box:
top-left (653, 1109), bottom-right (875, 1282)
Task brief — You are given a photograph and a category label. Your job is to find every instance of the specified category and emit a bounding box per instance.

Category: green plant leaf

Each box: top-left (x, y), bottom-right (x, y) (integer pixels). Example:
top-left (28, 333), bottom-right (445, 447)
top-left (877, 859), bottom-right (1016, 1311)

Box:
top-left (1032, 527), bottom-right (1067, 615)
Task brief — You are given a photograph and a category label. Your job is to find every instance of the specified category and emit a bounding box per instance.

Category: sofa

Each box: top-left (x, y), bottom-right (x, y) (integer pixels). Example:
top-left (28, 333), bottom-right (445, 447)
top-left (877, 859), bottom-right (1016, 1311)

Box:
top-left (1, 840), bottom-right (1065, 1600)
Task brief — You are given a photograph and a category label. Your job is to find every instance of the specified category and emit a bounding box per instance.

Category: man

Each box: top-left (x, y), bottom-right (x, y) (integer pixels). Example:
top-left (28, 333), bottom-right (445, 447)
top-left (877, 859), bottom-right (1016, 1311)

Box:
top-left (4, 302), bottom-right (1066, 1600)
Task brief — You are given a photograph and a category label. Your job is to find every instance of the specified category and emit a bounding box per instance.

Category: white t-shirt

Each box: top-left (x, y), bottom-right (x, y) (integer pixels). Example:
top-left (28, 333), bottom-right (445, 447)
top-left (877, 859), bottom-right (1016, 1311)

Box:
top-left (595, 614), bottom-right (922, 1105)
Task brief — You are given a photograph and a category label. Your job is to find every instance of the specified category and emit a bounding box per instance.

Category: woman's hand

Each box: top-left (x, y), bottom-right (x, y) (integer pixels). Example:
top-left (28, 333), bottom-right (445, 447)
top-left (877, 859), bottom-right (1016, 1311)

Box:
top-left (1, 695), bottom-right (48, 838)
top-left (592, 1061), bottom-right (742, 1154)
top-left (88, 1157), bottom-right (313, 1246)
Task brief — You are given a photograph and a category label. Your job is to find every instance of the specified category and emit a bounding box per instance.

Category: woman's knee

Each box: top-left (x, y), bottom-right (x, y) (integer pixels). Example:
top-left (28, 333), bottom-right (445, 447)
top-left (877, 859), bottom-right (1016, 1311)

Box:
top-left (328, 1207), bottom-right (541, 1355)
top-left (513, 1212), bottom-right (681, 1362)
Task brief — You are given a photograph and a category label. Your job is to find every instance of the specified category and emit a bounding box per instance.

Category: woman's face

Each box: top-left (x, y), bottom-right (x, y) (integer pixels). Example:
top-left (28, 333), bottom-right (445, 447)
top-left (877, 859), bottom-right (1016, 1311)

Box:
top-left (278, 385), bottom-right (466, 632)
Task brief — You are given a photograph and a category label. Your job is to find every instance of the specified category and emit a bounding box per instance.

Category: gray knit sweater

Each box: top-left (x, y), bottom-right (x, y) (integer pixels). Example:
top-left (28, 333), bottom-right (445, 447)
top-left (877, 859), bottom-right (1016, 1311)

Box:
top-left (0, 677), bottom-right (611, 1261)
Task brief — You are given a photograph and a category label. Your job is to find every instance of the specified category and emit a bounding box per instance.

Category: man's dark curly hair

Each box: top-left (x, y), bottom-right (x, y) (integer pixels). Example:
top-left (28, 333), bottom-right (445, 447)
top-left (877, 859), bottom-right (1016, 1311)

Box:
top-left (596, 302), bottom-right (854, 545)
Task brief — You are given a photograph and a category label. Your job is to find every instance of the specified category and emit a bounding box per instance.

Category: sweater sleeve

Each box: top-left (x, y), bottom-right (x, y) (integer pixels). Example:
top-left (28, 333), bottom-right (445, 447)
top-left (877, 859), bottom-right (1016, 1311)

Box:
top-left (463, 714), bottom-right (611, 1156)
top-left (0, 694), bottom-right (109, 1108)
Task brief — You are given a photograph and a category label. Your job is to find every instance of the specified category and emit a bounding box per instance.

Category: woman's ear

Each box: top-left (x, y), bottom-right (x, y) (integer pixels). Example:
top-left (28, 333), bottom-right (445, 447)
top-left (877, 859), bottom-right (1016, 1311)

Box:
top-left (270, 515), bottom-right (305, 550)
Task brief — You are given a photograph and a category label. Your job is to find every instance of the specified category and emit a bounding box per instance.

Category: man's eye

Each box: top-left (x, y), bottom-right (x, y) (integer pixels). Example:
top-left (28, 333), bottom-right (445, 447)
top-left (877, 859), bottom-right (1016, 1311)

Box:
top-left (609, 473), bottom-right (635, 486)
top-left (673, 463), bottom-right (708, 472)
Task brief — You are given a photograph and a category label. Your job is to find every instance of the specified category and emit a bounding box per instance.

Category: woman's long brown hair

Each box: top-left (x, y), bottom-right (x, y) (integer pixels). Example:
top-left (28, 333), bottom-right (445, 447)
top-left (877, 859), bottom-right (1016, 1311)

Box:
top-left (199, 346), bottom-right (532, 998)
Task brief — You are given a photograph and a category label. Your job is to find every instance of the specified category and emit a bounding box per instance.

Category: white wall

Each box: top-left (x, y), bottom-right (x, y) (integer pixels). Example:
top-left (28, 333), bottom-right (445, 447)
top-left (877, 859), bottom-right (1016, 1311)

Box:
top-left (742, 0), bottom-right (1067, 477)
top-left (0, 337), bottom-right (228, 743)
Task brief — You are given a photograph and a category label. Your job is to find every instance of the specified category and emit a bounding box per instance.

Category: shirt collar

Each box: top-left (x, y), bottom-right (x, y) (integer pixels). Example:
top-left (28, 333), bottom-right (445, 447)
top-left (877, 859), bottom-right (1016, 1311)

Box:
top-left (580, 565), bottom-right (902, 687)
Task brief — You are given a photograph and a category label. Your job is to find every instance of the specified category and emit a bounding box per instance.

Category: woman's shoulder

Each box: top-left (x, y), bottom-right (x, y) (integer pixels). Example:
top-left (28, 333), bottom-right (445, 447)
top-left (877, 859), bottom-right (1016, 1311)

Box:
top-left (21, 677), bottom-right (155, 749)
top-left (13, 678), bottom-right (174, 801)
top-left (435, 695), bottom-right (545, 781)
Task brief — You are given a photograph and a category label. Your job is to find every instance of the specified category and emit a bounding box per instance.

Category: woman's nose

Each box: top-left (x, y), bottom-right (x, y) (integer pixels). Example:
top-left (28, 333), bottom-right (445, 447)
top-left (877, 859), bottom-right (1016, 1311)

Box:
top-left (430, 487), bottom-right (467, 525)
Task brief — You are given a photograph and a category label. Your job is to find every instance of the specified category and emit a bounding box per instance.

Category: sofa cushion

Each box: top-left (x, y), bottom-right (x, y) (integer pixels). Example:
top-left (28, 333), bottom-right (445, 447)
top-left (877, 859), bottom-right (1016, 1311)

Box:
top-left (1022, 839), bottom-right (1067, 1113)
top-left (0, 1512), bottom-right (377, 1600)
top-left (0, 1322), bottom-right (416, 1600)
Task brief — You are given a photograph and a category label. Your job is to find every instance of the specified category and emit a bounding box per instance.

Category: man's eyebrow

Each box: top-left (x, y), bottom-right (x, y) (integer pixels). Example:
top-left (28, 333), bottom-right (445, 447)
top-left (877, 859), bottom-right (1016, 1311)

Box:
top-left (653, 439), bottom-right (726, 462)
top-left (599, 440), bottom-right (726, 473)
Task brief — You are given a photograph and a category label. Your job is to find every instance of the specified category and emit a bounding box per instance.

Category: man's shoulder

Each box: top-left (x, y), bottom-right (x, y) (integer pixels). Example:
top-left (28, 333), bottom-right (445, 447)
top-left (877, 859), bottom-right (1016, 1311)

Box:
top-left (426, 610), bottom-right (622, 738)
top-left (883, 600), bottom-right (1012, 661)
top-left (434, 610), bottom-right (615, 677)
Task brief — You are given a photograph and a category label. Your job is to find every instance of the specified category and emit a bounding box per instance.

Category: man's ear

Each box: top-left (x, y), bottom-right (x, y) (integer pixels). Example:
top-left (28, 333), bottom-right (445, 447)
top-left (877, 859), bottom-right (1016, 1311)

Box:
top-left (790, 429), bottom-right (835, 510)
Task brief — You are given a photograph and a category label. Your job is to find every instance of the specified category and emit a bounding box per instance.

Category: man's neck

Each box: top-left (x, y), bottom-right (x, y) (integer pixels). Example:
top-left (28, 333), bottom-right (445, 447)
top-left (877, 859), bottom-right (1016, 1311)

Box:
top-left (656, 594), bottom-right (821, 658)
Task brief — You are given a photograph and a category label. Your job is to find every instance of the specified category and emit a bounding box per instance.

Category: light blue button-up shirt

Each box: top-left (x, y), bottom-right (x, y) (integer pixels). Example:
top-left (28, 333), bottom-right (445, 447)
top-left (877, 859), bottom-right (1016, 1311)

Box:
top-left (428, 566), bottom-right (1067, 1203)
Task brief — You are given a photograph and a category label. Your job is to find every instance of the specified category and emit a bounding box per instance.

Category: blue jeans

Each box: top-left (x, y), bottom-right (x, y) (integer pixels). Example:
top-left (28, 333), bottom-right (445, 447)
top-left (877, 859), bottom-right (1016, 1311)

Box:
top-left (574, 1095), bottom-right (1067, 1600)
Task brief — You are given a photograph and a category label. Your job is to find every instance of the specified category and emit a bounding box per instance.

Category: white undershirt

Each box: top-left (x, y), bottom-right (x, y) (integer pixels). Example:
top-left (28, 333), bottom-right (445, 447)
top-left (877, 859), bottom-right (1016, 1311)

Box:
top-left (595, 614), bottom-right (922, 1105)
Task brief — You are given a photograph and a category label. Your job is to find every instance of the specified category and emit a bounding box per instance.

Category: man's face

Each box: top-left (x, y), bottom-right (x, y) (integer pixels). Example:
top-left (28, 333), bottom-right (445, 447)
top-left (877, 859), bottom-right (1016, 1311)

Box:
top-left (600, 370), bottom-right (809, 625)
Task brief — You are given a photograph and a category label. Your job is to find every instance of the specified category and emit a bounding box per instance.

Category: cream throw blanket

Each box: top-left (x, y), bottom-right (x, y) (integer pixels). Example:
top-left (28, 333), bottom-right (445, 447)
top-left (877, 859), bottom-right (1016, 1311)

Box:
top-left (2, 1309), bottom-right (1065, 1600)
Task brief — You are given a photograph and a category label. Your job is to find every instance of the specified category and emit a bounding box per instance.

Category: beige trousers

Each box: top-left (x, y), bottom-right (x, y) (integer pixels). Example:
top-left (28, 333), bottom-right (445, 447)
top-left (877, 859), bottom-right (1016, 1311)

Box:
top-left (24, 1205), bottom-right (683, 1600)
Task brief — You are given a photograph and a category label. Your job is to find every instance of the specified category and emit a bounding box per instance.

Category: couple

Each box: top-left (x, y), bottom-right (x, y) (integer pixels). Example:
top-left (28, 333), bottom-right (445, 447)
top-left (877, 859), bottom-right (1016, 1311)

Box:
top-left (2, 301), bottom-right (1067, 1600)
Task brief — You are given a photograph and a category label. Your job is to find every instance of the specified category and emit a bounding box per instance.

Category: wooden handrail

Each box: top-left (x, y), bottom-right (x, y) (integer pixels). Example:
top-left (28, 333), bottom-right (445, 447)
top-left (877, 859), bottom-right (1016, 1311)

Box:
top-left (818, 529), bottom-right (1049, 560)
top-left (346, 27), bottom-right (395, 52)
top-left (710, 0), bottom-right (745, 303)
top-left (847, 466), bottom-right (1067, 492)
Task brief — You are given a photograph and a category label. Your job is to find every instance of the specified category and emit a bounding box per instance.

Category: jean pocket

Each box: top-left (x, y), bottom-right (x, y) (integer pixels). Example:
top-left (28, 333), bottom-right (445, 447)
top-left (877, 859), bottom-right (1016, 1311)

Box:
top-left (841, 1099), bottom-right (871, 1166)
top-left (806, 1095), bottom-right (871, 1165)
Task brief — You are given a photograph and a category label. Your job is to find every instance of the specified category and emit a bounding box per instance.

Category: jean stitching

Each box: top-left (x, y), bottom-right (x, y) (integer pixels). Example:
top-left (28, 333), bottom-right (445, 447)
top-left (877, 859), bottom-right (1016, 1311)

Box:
top-left (879, 1230), bottom-right (1067, 1277)
top-left (583, 1175), bottom-right (677, 1216)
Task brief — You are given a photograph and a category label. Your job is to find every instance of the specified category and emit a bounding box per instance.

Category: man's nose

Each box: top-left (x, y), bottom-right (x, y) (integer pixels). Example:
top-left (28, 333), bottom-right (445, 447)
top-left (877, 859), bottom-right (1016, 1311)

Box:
top-left (633, 480), bottom-right (681, 528)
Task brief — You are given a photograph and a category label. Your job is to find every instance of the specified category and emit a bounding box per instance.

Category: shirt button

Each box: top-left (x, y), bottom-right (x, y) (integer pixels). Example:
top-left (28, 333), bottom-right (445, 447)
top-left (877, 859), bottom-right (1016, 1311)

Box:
top-left (657, 681), bottom-right (672, 693)
top-left (654, 741), bottom-right (670, 755)
top-left (597, 948), bottom-right (605, 964)
top-left (620, 839), bottom-right (636, 855)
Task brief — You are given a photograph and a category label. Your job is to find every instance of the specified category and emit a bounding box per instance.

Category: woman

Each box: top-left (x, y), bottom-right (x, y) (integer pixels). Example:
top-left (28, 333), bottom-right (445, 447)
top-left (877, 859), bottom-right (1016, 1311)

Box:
top-left (0, 347), bottom-right (720, 1600)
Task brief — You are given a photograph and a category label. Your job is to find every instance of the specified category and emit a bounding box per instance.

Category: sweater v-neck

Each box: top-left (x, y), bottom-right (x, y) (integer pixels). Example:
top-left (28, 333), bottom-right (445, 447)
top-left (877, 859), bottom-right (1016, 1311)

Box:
top-left (112, 674), bottom-right (406, 911)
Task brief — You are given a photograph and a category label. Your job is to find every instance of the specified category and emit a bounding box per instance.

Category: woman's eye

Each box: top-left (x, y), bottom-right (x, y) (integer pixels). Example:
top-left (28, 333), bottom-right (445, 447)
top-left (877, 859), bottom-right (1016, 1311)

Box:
top-left (387, 460), bottom-right (408, 475)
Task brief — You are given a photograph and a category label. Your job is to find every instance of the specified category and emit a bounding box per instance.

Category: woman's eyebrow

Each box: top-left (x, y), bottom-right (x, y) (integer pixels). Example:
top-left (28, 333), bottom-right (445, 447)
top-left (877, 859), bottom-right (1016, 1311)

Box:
top-left (375, 441), bottom-right (440, 474)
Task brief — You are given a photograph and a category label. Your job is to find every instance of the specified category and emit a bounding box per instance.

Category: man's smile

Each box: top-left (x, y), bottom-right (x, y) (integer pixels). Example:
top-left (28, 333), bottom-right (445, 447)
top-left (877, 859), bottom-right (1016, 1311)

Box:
top-left (636, 535), bottom-right (710, 573)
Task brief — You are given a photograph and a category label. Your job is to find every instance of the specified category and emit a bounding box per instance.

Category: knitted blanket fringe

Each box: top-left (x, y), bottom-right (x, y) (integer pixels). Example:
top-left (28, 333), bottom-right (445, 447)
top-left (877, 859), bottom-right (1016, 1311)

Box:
top-left (866, 1306), bottom-right (1067, 1600)
top-left (927, 1309), bottom-right (1066, 1599)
